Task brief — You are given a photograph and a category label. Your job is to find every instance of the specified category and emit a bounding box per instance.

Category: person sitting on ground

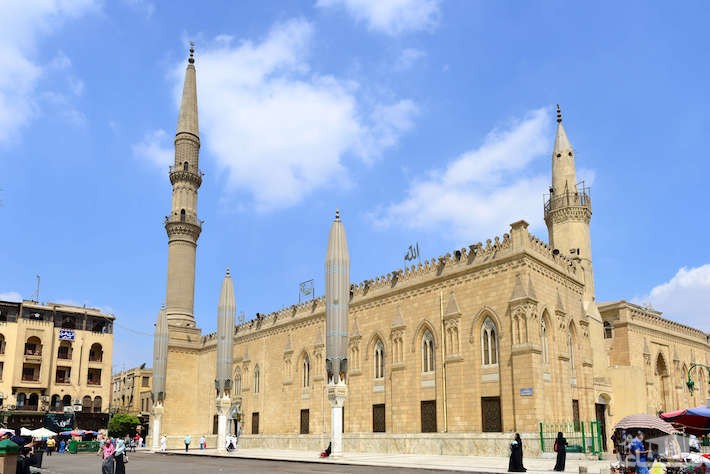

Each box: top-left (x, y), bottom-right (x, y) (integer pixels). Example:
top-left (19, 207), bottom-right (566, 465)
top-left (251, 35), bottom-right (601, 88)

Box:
top-left (320, 442), bottom-right (332, 458)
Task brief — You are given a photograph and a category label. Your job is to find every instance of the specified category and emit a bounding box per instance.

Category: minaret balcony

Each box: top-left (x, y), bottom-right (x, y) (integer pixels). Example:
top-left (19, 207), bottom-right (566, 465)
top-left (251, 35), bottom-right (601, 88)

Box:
top-left (164, 213), bottom-right (203, 239)
top-left (169, 164), bottom-right (203, 187)
top-left (544, 183), bottom-right (592, 214)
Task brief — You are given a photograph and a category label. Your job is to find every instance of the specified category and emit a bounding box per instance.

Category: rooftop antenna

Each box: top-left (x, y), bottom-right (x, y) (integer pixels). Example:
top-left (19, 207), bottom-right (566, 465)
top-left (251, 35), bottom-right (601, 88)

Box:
top-left (33, 274), bottom-right (40, 303)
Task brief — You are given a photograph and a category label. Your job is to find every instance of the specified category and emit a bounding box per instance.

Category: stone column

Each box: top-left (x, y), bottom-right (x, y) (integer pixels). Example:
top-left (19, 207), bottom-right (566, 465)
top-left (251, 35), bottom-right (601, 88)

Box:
top-left (151, 404), bottom-right (163, 452)
top-left (216, 396), bottom-right (231, 453)
top-left (327, 382), bottom-right (348, 457)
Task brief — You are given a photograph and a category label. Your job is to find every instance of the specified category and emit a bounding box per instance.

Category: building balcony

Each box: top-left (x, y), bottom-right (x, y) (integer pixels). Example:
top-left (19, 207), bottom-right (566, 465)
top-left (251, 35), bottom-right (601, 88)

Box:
top-left (87, 380), bottom-right (102, 386)
top-left (169, 164), bottom-right (203, 187)
top-left (88, 355), bottom-right (103, 363)
top-left (544, 183), bottom-right (592, 215)
top-left (55, 378), bottom-right (71, 384)
top-left (164, 213), bottom-right (203, 228)
top-left (21, 375), bottom-right (40, 382)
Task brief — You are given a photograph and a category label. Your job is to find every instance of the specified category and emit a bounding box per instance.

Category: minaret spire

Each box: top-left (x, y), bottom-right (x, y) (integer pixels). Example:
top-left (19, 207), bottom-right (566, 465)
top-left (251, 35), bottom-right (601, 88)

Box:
top-left (164, 45), bottom-right (203, 326)
top-left (215, 267), bottom-right (236, 453)
top-left (325, 209), bottom-right (350, 458)
top-left (177, 42), bottom-right (199, 138)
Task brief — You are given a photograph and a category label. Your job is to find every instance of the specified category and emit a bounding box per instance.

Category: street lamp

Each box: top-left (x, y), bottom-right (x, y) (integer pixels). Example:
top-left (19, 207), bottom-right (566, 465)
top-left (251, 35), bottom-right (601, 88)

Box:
top-left (686, 364), bottom-right (710, 408)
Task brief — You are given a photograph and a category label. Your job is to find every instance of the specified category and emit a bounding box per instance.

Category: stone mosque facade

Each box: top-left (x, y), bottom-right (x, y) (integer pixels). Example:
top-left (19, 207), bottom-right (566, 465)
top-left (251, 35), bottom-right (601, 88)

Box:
top-left (153, 51), bottom-right (710, 455)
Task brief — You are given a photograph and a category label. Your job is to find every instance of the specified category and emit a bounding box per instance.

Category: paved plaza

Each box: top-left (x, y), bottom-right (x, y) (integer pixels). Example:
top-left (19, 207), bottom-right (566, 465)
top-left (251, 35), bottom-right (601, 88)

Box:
top-left (35, 448), bottom-right (610, 474)
top-left (36, 450), bottom-right (462, 473)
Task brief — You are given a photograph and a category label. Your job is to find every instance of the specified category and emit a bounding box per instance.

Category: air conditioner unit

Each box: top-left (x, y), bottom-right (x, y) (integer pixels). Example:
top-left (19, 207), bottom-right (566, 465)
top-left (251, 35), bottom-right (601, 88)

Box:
top-left (73, 399), bottom-right (81, 405)
top-left (41, 396), bottom-right (50, 402)
top-left (63, 406), bottom-right (74, 413)
top-left (73, 405), bottom-right (82, 412)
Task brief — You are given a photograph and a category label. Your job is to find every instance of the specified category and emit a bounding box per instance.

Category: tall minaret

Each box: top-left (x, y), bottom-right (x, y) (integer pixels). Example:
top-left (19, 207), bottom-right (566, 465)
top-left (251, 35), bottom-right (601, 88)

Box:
top-left (325, 209), bottom-right (350, 458)
top-left (164, 44), bottom-right (202, 327)
top-left (544, 105), bottom-right (596, 306)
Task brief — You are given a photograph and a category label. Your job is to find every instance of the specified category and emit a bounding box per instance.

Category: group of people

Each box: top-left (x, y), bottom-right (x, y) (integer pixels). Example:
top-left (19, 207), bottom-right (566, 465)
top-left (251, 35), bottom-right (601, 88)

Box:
top-left (508, 432), bottom-right (569, 473)
top-left (98, 437), bottom-right (128, 474)
top-left (177, 432), bottom-right (239, 453)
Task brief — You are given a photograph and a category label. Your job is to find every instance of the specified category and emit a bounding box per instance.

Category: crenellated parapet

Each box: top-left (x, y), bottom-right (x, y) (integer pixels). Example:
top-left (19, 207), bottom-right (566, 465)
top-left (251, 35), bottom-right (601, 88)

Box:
top-left (200, 221), bottom-right (584, 349)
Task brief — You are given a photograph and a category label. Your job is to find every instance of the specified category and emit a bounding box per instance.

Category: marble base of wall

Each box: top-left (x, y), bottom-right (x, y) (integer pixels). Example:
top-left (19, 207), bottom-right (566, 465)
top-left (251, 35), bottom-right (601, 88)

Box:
top-left (235, 432), bottom-right (540, 457)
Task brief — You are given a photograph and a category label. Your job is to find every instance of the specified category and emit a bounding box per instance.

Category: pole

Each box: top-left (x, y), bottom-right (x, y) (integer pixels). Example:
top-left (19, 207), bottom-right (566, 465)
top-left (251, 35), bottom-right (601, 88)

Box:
top-left (439, 291), bottom-right (448, 433)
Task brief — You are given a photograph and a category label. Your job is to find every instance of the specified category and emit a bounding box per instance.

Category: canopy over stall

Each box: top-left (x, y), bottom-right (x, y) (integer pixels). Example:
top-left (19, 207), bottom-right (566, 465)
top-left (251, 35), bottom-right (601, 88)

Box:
top-left (614, 414), bottom-right (679, 435)
top-left (661, 406), bottom-right (710, 436)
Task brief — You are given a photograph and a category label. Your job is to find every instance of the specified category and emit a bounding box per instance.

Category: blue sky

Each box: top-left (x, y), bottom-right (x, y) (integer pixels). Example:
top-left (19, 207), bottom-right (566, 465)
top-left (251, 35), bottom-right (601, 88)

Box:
top-left (1, 0), bottom-right (709, 371)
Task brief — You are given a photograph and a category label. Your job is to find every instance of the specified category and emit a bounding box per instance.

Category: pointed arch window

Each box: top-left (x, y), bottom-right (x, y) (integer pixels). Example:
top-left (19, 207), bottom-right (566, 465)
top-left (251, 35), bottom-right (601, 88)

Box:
top-left (422, 330), bottom-right (435, 373)
top-left (374, 340), bottom-right (385, 379)
top-left (302, 355), bottom-right (311, 388)
top-left (180, 209), bottom-right (186, 222)
top-left (568, 332), bottom-right (575, 369)
top-left (541, 318), bottom-right (549, 364)
top-left (253, 365), bottom-right (260, 394)
top-left (234, 368), bottom-right (242, 393)
top-left (481, 317), bottom-right (498, 366)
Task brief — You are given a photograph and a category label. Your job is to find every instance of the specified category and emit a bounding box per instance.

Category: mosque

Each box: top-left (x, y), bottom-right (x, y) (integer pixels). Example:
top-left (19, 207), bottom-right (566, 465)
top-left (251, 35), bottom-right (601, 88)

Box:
top-left (150, 49), bottom-right (710, 456)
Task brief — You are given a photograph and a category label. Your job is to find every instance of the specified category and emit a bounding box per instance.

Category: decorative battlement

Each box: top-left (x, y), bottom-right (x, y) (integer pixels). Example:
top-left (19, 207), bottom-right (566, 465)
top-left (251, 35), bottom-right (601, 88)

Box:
top-left (200, 221), bottom-right (583, 346)
top-left (544, 182), bottom-right (592, 215)
top-left (169, 164), bottom-right (203, 187)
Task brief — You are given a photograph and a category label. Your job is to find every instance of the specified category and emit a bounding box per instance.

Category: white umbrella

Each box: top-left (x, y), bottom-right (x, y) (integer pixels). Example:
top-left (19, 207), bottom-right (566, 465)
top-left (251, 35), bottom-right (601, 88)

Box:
top-left (30, 427), bottom-right (57, 439)
top-left (20, 427), bottom-right (32, 436)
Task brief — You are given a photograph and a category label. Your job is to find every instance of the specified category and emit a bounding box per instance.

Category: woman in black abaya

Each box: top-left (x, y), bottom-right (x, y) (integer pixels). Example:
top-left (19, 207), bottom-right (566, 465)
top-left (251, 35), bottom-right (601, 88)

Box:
top-left (508, 433), bottom-right (527, 472)
top-left (553, 432), bottom-right (568, 471)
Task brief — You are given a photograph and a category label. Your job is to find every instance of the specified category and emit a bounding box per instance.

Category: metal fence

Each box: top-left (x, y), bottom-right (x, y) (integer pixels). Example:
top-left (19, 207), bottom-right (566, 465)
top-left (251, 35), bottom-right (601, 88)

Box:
top-left (540, 421), bottom-right (604, 455)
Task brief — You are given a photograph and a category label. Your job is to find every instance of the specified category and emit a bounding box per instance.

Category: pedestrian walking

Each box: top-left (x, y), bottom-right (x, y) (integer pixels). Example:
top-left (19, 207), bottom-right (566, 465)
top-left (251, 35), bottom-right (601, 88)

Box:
top-left (114, 438), bottom-right (127, 474)
top-left (184, 434), bottom-right (191, 452)
top-left (508, 433), bottom-right (527, 472)
top-left (160, 434), bottom-right (167, 452)
top-left (199, 435), bottom-right (206, 449)
top-left (553, 432), bottom-right (568, 471)
top-left (100, 438), bottom-right (115, 474)
top-left (129, 437), bottom-right (135, 452)
top-left (58, 438), bottom-right (66, 454)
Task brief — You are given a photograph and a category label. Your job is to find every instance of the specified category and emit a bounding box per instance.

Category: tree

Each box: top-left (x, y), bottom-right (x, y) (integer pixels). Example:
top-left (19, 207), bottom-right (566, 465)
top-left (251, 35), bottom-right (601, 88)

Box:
top-left (108, 413), bottom-right (140, 438)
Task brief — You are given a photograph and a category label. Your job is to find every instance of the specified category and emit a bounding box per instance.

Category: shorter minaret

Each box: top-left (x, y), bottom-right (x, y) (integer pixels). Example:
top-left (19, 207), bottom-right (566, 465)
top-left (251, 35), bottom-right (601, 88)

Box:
top-left (215, 268), bottom-right (236, 453)
top-left (151, 305), bottom-right (168, 452)
top-left (544, 105), bottom-right (595, 303)
top-left (325, 209), bottom-right (350, 457)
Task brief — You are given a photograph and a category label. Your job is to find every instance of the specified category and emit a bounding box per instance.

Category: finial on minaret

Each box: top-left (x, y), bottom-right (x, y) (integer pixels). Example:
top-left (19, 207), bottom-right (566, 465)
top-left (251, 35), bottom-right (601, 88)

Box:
top-left (188, 41), bottom-right (195, 64)
top-left (556, 104), bottom-right (562, 123)
top-left (226, 267), bottom-right (230, 276)
top-left (335, 209), bottom-right (340, 220)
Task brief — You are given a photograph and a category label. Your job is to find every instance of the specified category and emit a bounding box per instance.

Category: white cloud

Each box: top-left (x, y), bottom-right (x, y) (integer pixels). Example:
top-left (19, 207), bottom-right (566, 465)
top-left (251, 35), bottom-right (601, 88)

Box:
top-left (395, 48), bottom-right (426, 70)
top-left (180, 19), bottom-right (417, 211)
top-left (122, 0), bottom-right (155, 18)
top-left (133, 129), bottom-right (172, 168)
top-left (635, 264), bottom-right (710, 331)
top-left (0, 0), bottom-right (97, 144)
top-left (0, 291), bottom-right (22, 302)
top-left (371, 108), bottom-right (552, 242)
top-left (316, 0), bottom-right (440, 35)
